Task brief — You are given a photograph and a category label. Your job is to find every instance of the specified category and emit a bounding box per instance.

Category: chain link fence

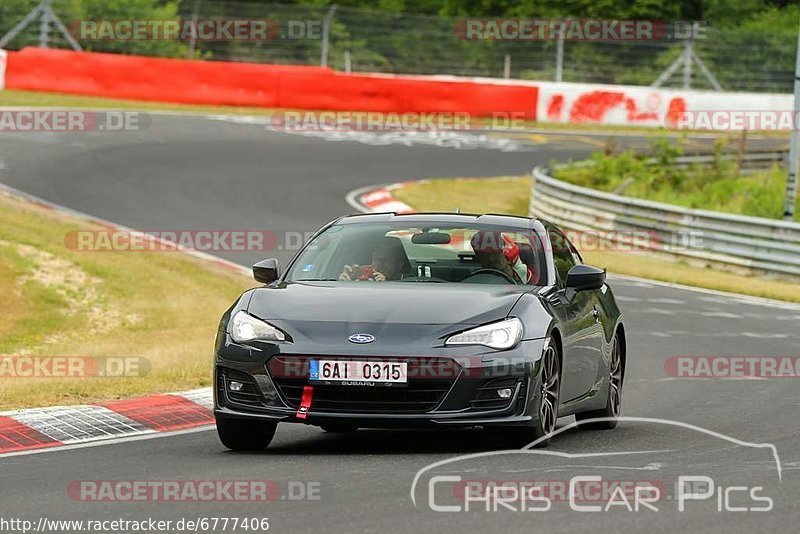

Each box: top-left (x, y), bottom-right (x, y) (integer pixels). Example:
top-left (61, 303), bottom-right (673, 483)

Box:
top-left (0, 0), bottom-right (797, 93)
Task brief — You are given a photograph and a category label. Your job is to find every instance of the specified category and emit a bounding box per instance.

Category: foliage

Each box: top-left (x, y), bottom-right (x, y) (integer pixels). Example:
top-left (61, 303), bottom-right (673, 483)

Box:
top-left (552, 138), bottom-right (800, 221)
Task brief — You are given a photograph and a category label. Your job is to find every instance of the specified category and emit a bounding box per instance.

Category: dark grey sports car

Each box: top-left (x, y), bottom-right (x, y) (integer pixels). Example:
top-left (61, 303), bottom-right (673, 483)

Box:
top-left (213, 213), bottom-right (625, 450)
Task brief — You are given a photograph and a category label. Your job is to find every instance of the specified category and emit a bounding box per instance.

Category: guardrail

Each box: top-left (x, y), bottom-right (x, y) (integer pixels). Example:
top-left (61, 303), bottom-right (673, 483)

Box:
top-left (668, 150), bottom-right (787, 175)
top-left (529, 161), bottom-right (800, 277)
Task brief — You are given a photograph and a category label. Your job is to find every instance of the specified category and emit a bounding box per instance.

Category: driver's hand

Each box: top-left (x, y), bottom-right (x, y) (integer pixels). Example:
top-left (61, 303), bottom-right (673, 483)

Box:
top-left (373, 271), bottom-right (386, 282)
top-left (339, 264), bottom-right (354, 281)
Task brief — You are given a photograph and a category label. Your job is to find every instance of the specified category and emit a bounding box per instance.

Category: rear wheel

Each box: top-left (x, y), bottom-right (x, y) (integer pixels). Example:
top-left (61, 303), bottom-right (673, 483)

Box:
top-left (576, 332), bottom-right (623, 430)
top-left (507, 338), bottom-right (561, 448)
top-left (216, 418), bottom-right (277, 451)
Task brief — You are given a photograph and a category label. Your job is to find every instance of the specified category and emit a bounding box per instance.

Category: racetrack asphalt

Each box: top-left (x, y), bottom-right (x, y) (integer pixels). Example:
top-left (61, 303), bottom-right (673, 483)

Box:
top-left (0, 115), bottom-right (798, 533)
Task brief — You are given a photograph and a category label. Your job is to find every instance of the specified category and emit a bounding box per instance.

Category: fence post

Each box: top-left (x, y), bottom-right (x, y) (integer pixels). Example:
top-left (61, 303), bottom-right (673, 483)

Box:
top-left (555, 20), bottom-right (566, 82)
top-left (785, 21), bottom-right (800, 220)
top-left (38, 0), bottom-right (51, 48)
top-left (344, 49), bottom-right (351, 73)
top-left (682, 37), bottom-right (693, 89)
top-left (187, 0), bottom-right (202, 59)
top-left (320, 4), bottom-right (338, 68)
top-left (503, 54), bottom-right (510, 79)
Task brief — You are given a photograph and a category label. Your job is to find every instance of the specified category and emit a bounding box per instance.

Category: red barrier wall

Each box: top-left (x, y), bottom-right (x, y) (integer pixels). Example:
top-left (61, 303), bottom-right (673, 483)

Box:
top-left (5, 48), bottom-right (537, 119)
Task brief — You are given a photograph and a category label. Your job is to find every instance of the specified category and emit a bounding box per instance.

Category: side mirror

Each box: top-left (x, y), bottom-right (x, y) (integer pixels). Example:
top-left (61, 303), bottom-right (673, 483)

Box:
top-left (253, 258), bottom-right (280, 284)
top-left (566, 264), bottom-right (605, 291)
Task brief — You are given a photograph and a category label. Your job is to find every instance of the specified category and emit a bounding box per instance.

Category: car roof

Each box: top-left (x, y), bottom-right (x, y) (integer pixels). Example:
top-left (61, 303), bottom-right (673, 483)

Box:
top-left (338, 212), bottom-right (542, 229)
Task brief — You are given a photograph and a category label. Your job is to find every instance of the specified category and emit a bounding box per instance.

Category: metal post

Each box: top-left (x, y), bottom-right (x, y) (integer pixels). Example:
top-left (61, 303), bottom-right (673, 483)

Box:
top-left (320, 4), bottom-right (338, 68)
top-left (38, 0), bottom-right (51, 48)
top-left (555, 19), bottom-right (567, 82)
top-left (503, 54), bottom-right (511, 79)
top-left (0, 2), bottom-right (44, 48)
top-left (682, 39), bottom-right (692, 89)
top-left (784, 22), bottom-right (800, 220)
top-left (344, 49), bottom-right (351, 73)
top-left (188, 0), bottom-right (202, 59)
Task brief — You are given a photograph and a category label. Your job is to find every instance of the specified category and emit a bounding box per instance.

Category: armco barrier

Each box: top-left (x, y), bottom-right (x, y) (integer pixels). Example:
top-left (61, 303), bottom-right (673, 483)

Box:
top-left (3, 47), bottom-right (537, 119)
top-left (529, 166), bottom-right (800, 277)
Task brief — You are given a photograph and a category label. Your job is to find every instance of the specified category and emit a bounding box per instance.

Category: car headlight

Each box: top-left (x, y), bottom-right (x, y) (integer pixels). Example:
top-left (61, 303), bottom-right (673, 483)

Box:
top-left (230, 311), bottom-right (286, 343)
top-left (445, 318), bottom-right (523, 350)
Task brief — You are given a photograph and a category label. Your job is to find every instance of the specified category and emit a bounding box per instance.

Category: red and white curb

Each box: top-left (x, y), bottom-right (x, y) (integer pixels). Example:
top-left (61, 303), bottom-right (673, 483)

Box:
top-left (345, 182), bottom-right (417, 214)
top-left (0, 388), bottom-right (213, 455)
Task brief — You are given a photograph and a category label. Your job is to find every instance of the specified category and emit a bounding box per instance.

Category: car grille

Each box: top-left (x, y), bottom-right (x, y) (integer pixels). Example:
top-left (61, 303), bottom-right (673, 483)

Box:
top-left (268, 356), bottom-right (460, 414)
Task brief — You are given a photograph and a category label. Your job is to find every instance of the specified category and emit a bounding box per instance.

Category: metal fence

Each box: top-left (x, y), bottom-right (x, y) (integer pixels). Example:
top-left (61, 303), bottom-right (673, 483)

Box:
top-left (529, 161), bottom-right (800, 277)
top-left (0, 0), bottom-right (797, 93)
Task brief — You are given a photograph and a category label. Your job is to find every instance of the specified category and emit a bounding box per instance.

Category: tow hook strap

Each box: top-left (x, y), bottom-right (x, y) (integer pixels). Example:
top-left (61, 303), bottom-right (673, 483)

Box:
top-left (297, 385), bottom-right (314, 419)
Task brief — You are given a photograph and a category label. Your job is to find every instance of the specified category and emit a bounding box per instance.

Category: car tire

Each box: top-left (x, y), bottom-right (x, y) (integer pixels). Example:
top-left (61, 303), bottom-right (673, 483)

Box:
top-left (320, 424), bottom-right (358, 434)
top-left (507, 337), bottom-right (561, 448)
top-left (216, 418), bottom-right (277, 451)
top-left (576, 332), bottom-right (623, 430)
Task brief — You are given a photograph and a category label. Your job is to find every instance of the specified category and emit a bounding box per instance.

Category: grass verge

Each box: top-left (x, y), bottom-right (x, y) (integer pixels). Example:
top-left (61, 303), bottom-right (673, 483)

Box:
top-left (392, 176), bottom-right (800, 303)
top-left (552, 140), bottom-right (799, 221)
top-left (0, 191), bottom-right (252, 410)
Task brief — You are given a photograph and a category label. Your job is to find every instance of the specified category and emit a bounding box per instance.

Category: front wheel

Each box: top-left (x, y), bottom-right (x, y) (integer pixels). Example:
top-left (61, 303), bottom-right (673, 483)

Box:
top-left (507, 338), bottom-right (561, 448)
top-left (216, 418), bottom-right (277, 451)
top-left (576, 332), bottom-right (623, 430)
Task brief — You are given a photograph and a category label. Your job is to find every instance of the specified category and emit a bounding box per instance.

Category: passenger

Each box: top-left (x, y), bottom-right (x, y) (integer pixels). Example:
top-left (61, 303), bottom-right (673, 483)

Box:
top-left (339, 237), bottom-right (410, 281)
top-left (470, 230), bottom-right (533, 284)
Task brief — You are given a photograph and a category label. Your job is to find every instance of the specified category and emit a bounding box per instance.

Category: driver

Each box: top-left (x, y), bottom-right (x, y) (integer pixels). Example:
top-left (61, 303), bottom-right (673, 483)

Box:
top-left (339, 237), bottom-right (409, 281)
top-left (470, 230), bottom-right (532, 284)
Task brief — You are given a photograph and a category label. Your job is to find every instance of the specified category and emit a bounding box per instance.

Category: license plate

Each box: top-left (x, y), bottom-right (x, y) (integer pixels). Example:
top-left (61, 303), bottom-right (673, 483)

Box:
top-left (309, 360), bottom-right (408, 384)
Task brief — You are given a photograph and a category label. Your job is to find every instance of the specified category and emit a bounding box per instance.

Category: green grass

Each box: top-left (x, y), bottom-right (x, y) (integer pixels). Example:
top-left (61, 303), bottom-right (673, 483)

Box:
top-left (0, 191), bottom-right (253, 410)
top-left (551, 141), bottom-right (800, 221)
top-left (392, 176), bottom-right (800, 303)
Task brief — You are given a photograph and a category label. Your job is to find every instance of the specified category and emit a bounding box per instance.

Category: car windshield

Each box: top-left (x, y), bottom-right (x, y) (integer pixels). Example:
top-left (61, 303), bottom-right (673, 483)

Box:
top-left (286, 222), bottom-right (547, 285)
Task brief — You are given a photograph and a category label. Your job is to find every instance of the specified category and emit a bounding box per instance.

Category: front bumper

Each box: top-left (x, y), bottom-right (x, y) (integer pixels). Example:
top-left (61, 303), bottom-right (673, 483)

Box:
top-left (214, 336), bottom-right (547, 429)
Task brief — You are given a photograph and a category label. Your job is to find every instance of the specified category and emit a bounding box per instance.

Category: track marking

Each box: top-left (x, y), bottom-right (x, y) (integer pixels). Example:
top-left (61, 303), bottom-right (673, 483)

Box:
top-left (0, 425), bottom-right (215, 460)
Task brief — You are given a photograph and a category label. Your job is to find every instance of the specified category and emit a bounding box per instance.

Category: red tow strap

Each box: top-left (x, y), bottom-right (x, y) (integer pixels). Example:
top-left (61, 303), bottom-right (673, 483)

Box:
top-left (297, 385), bottom-right (314, 419)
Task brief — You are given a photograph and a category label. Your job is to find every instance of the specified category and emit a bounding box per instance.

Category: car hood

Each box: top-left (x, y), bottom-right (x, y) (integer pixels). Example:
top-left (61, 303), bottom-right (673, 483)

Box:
top-left (247, 281), bottom-right (530, 326)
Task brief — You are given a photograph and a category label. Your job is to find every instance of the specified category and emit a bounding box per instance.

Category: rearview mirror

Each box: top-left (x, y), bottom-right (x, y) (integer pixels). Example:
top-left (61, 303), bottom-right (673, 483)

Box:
top-left (411, 231), bottom-right (451, 245)
top-left (566, 264), bottom-right (605, 291)
top-left (253, 258), bottom-right (280, 284)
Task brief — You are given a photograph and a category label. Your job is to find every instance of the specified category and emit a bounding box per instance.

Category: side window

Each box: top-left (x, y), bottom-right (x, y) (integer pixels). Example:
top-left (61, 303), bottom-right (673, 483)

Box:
top-left (548, 229), bottom-right (577, 287)
top-left (568, 240), bottom-right (583, 266)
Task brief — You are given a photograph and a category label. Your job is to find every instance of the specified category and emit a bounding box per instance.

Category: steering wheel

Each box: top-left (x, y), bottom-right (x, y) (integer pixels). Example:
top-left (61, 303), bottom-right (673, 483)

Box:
top-left (460, 268), bottom-right (517, 284)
